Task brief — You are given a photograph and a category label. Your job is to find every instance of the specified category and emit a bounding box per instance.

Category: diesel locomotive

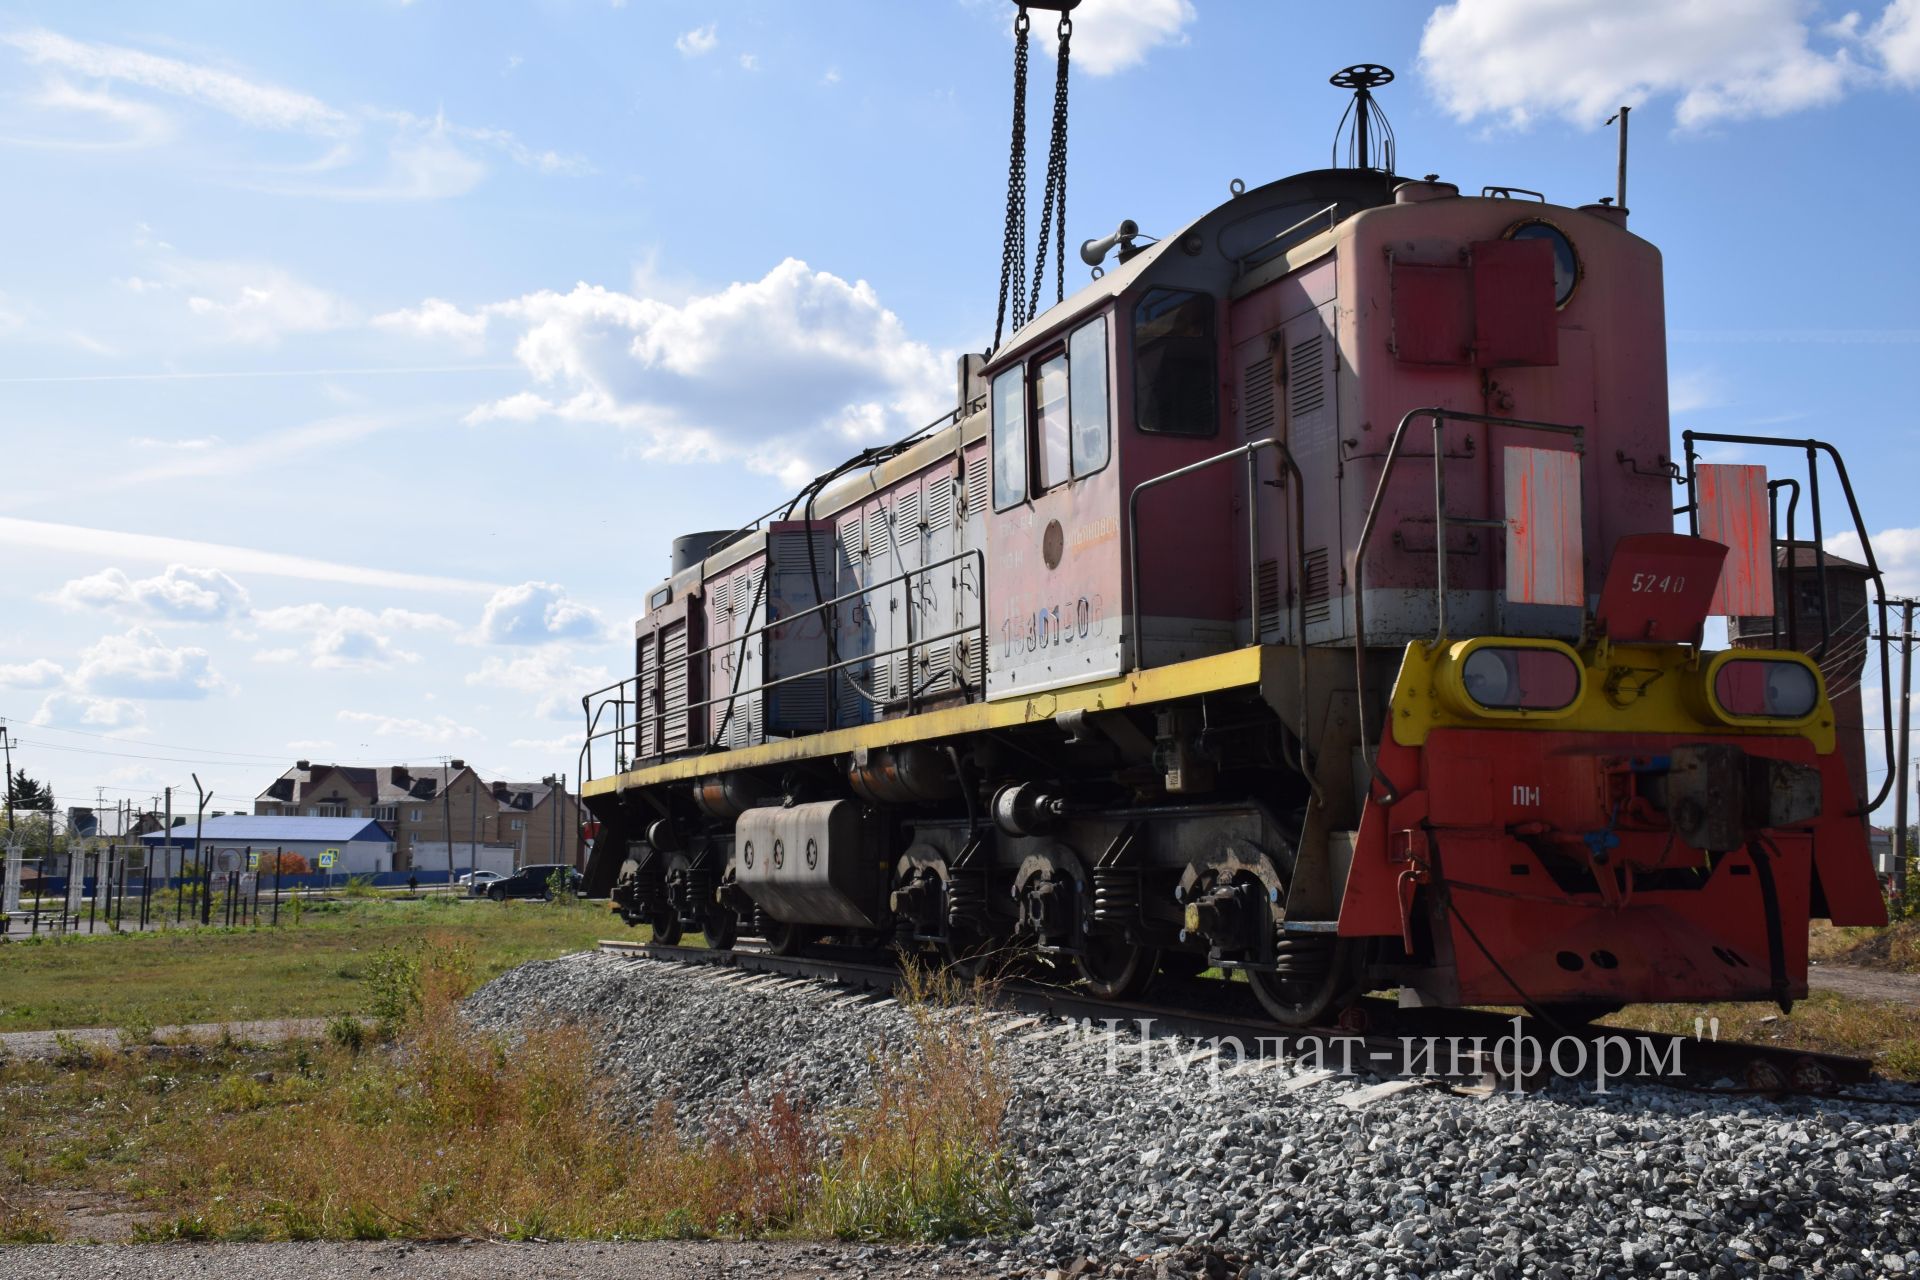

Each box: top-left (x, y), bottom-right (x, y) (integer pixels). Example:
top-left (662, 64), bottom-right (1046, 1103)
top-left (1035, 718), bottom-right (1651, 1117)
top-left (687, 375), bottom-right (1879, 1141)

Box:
top-left (578, 59), bottom-right (1890, 1026)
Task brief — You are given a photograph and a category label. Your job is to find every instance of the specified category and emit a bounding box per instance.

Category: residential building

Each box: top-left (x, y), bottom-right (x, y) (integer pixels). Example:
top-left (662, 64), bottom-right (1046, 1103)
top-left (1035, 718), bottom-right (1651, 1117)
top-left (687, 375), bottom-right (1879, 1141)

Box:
top-left (254, 760), bottom-right (582, 870)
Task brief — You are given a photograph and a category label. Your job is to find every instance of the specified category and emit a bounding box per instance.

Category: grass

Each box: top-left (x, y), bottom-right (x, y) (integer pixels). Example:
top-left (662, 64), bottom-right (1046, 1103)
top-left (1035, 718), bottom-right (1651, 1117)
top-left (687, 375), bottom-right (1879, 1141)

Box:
top-left (1809, 918), bottom-right (1920, 973)
top-left (0, 942), bottom-right (1026, 1245)
top-left (0, 896), bottom-right (618, 1033)
top-left (1602, 988), bottom-right (1920, 1080)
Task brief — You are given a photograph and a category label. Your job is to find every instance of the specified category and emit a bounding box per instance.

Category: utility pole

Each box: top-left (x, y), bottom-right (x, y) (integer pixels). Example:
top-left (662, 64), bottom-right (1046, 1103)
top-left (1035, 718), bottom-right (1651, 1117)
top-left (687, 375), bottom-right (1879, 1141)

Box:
top-left (1896, 599), bottom-right (1916, 902)
top-left (191, 777), bottom-right (213, 926)
top-left (1, 718), bottom-right (14, 836)
top-left (469, 768), bottom-right (477, 877)
top-left (443, 760), bottom-right (456, 890)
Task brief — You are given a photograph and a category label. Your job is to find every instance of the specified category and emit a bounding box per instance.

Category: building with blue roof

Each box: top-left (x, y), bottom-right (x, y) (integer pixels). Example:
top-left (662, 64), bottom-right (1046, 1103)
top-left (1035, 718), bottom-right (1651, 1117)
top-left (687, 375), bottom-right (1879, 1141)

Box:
top-left (141, 815), bottom-right (396, 875)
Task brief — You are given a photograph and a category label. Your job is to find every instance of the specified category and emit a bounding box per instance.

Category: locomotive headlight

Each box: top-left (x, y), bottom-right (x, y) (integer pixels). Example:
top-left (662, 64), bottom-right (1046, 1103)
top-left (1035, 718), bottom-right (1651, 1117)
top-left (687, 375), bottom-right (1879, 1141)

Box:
top-left (1438, 638), bottom-right (1585, 720)
top-left (1703, 653), bottom-right (1822, 724)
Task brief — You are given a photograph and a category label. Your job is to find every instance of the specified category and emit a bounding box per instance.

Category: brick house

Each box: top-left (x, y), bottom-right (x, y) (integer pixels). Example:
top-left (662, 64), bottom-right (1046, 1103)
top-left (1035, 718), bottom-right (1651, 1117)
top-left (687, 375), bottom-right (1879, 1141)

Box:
top-left (255, 760), bottom-right (581, 870)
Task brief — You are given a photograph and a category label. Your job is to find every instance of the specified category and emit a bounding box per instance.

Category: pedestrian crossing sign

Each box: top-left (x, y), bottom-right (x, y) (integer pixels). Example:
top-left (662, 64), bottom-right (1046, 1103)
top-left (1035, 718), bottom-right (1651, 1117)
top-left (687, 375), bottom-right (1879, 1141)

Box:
top-left (247, 850), bottom-right (260, 870)
top-left (318, 849), bottom-right (338, 869)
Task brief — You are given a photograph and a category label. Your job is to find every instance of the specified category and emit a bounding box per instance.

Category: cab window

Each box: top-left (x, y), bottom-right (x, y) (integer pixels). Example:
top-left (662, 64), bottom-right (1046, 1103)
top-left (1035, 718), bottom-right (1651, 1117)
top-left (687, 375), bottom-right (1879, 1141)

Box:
top-left (991, 366), bottom-right (1026, 510)
top-left (1069, 316), bottom-right (1110, 476)
top-left (1033, 352), bottom-right (1071, 491)
top-left (1133, 289), bottom-right (1217, 436)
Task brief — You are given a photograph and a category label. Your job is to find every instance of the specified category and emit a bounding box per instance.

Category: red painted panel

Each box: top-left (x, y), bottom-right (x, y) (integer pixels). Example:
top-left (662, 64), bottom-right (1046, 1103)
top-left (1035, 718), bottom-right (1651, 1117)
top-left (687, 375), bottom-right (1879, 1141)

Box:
top-left (1471, 238), bottom-right (1558, 367)
top-left (1503, 445), bottom-right (1583, 606)
top-left (1390, 260), bottom-right (1471, 366)
top-left (1595, 533), bottom-right (1728, 642)
top-left (1698, 463), bottom-right (1776, 617)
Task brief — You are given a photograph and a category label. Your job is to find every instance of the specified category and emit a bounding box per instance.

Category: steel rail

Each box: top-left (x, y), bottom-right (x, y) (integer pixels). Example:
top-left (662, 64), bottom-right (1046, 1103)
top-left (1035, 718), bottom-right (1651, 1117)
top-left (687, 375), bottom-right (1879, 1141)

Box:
top-left (597, 938), bottom-right (1877, 1093)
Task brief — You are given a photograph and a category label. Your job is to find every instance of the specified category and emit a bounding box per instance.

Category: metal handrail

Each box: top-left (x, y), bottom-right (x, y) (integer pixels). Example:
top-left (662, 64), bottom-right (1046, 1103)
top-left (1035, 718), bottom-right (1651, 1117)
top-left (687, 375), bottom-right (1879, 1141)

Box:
top-left (580, 549), bottom-right (986, 778)
top-left (1680, 431), bottom-right (1894, 815)
top-left (1125, 437), bottom-right (1314, 779)
top-left (1351, 408), bottom-right (1587, 798)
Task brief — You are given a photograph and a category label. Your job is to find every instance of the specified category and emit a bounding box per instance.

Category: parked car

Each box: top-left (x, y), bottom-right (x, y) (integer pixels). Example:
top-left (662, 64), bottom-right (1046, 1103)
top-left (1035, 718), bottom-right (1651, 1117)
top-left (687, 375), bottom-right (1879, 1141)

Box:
top-left (459, 869), bottom-right (505, 895)
top-left (484, 864), bottom-right (583, 901)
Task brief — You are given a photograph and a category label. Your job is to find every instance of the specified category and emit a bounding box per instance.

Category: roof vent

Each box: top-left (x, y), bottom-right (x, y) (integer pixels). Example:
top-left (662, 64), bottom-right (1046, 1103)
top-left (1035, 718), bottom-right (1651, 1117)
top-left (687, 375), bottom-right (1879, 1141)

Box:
top-left (490, 781), bottom-right (509, 798)
top-left (449, 758), bottom-right (466, 770)
top-left (295, 759), bottom-right (311, 771)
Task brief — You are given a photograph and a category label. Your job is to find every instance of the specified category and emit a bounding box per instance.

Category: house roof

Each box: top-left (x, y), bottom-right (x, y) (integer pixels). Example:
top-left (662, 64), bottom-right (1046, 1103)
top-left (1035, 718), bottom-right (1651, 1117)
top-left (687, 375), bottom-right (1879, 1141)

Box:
top-left (140, 815), bottom-right (393, 844)
top-left (1776, 542), bottom-right (1871, 575)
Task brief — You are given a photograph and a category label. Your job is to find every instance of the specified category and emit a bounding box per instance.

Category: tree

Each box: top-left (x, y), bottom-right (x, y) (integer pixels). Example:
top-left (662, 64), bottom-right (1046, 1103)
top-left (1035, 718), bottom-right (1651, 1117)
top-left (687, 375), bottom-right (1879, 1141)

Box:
top-left (6, 768), bottom-right (53, 812)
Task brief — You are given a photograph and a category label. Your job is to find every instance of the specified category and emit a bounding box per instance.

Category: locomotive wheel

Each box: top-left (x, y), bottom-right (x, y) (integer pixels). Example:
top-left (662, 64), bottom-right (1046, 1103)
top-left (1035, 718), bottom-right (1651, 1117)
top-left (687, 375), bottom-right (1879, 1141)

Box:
top-left (941, 922), bottom-right (997, 983)
top-left (762, 917), bottom-right (812, 956)
top-left (650, 909), bottom-right (683, 946)
top-left (1248, 935), bottom-right (1359, 1027)
top-left (1076, 934), bottom-right (1160, 1000)
top-left (703, 906), bottom-right (739, 951)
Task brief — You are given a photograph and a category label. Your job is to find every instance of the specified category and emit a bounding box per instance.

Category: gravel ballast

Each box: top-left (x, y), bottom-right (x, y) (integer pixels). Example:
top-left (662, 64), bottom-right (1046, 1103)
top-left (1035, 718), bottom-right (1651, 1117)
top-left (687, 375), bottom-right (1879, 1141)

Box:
top-left (465, 952), bottom-right (1920, 1278)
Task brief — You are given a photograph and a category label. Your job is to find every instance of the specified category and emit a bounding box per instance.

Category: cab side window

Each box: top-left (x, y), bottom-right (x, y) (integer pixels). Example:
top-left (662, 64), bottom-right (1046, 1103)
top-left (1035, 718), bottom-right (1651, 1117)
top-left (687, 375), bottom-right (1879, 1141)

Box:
top-left (1033, 352), bottom-right (1071, 491)
top-left (991, 367), bottom-right (1026, 511)
top-left (1133, 289), bottom-right (1217, 436)
top-left (1069, 315), bottom-right (1110, 476)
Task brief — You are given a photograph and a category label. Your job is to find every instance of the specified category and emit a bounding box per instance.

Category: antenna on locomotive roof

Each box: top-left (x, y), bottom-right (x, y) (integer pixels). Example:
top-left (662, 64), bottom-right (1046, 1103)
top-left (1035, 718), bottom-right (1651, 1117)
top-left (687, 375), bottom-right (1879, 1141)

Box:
top-left (1330, 64), bottom-right (1395, 174)
top-left (1604, 105), bottom-right (1631, 213)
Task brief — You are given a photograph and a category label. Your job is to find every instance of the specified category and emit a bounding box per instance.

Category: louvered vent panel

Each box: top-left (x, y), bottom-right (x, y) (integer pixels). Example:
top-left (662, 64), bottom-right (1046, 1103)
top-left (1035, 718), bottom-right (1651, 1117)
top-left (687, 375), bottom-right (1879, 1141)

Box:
top-left (1255, 559), bottom-right (1283, 636)
top-left (1243, 354), bottom-right (1277, 438)
top-left (897, 491), bottom-right (920, 537)
top-left (958, 635), bottom-right (984, 694)
top-left (926, 478), bottom-right (955, 530)
top-left (662, 623), bottom-right (690, 752)
top-left (1301, 548), bottom-right (1332, 626)
top-left (635, 639), bottom-right (659, 758)
top-left (964, 466), bottom-right (988, 519)
top-left (866, 507), bottom-right (890, 556)
top-left (1287, 333), bottom-right (1326, 421)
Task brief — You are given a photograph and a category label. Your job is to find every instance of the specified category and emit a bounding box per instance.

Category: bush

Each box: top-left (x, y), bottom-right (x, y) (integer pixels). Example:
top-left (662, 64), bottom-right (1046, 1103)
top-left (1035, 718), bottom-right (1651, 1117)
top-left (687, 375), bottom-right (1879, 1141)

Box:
top-left (340, 875), bottom-right (379, 899)
top-left (326, 1015), bottom-right (366, 1054)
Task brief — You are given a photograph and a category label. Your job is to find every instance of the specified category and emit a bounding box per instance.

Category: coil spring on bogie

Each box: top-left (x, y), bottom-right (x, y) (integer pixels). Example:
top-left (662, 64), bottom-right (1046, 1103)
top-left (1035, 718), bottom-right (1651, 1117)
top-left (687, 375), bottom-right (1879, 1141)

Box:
top-left (1272, 934), bottom-right (1333, 977)
top-left (752, 905), bottom-right (774, 938)
top-left (946, 870), bottom-right (989, 930)
top-left (1089, 866), bottom-right (1140, 931)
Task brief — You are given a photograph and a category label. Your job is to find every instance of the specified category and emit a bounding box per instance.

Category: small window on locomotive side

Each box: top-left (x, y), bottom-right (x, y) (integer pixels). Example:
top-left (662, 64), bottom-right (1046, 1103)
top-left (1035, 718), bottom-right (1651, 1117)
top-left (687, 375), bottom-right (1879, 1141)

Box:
top-left (1069, 315), bottom-right (1110, 477)
top-left (1133, 289), bottom-right (1218, 437)
top-left (990, 366), bottom-right (1027, 510)
top-left (648, 585), bottom-right (672, 612)
top-left (1033, 351), bottom-right (1071, 492)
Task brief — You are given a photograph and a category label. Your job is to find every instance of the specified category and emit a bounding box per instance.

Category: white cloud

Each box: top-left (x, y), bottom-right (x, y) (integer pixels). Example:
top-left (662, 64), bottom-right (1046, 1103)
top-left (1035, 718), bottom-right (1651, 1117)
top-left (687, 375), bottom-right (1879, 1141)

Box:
top-left (72, 627), bottom-right (225, 699)
top-left (468, 650), bottom-right (610, 719)
top-left (676, 23), bottom-right (719, 56)
top-left (1873, 0), bottom-right (1920, 84)
top-left (739, 53), bottom-right (760, 72)
top-left (475, 582), bottom-right (604, 645)
top-left (372, 296), bottom-right (489, 345)
top-left (1830, 528), bottom-right (1920, 597)
top-left (0, 516), bottom-right (498, 595)
top-left (1032, 0), bottom-right (1195, 76)
top-left (1669, 369), bottom-right (1723, 415)
top-left (1, 28), bottom-right (350, 133)
top-left (252, 603), bottom-right (458, 670)
top-left (0, 29), bottom-right (584, 199)
top-left (131, 435), bottom-right (220, 450)
top-left (51, 564), bottom-right (251, 621)
top-left (0, 658), bottom-right (65, 689)
top-left (395, 258), bottom-right (947, 482)
top-left (510, 734), bottom-right (578, 754)
top-left (337, 709), bottom-right (481, 745)
top-left (1419, 0), bottom-right (1865, 129)
top-left (123, 243), bottom-right (351, 344)
top-left (31, 691), bottom-right (146, 731)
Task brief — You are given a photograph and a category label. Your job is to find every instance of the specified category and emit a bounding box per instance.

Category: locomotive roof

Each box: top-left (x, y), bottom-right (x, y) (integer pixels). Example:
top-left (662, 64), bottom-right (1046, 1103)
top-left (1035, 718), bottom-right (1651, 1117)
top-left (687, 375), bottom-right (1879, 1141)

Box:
top-left (987, 166), bottom-right (1402, 374)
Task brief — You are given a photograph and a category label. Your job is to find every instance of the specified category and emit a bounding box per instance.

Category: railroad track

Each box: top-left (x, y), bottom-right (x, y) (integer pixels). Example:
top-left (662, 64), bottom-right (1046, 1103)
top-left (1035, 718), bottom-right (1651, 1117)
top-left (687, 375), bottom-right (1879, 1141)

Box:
top-left (597, 938), bottom-right (1876, 1097)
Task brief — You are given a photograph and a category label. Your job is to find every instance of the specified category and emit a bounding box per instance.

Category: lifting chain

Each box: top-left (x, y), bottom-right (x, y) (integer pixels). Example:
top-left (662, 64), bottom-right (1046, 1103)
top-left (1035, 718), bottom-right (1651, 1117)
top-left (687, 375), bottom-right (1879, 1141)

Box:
top-left (1025, 12), bottom-right (1070, 331)
top-left (991, 9), bottom-right (1031, 353)
top-left (992, 5), bottom-right (1072, 353)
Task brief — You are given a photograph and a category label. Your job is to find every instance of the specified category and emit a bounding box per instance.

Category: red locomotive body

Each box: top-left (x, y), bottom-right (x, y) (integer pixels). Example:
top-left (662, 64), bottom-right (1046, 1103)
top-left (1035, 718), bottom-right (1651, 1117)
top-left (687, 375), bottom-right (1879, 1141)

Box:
top-left (579, 69), bottom-right (1889, 1026)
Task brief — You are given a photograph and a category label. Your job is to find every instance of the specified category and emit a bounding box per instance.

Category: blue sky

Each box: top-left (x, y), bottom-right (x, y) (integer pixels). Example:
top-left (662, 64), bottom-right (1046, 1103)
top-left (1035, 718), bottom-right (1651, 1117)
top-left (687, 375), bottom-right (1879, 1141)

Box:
top-left (2, 0), bottom-right (1919, 818)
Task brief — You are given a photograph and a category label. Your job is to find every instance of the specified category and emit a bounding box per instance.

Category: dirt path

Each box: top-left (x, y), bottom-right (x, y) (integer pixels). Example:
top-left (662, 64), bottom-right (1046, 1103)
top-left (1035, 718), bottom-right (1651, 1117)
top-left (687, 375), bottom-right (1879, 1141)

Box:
top-left (1808, 962), bottom-right (1920, 1006)
top-left (0, 1017), bottom-right (358, 1059)
top-left (0, 1240), bottom-right (987, 1279)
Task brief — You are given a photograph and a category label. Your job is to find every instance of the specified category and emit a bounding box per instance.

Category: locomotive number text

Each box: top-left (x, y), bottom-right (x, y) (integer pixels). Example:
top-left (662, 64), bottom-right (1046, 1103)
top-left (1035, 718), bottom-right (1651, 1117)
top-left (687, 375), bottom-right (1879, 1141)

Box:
top-left (1627, 573), bottom-right (1687, 594)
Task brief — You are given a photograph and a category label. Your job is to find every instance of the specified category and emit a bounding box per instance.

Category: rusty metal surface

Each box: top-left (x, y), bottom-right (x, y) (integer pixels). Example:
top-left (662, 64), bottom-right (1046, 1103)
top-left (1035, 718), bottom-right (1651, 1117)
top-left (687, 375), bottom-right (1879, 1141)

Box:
top-left (1699, 462), bottom-right (1776, 617)
top-left (1503, 445), bottom-right (1583, 607)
